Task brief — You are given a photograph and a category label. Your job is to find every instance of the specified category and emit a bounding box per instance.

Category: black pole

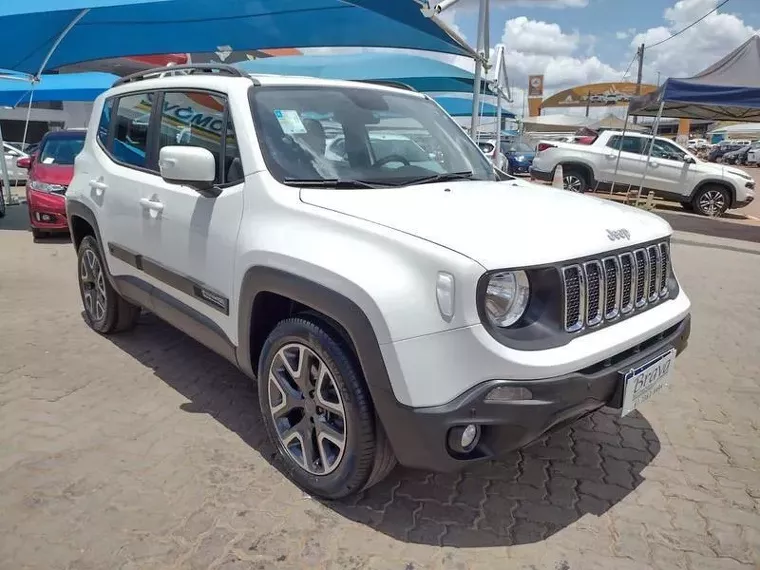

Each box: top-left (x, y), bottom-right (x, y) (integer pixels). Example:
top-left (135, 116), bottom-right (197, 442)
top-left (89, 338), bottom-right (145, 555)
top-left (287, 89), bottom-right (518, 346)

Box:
top-left (633, 43), bottom-right (644, 125)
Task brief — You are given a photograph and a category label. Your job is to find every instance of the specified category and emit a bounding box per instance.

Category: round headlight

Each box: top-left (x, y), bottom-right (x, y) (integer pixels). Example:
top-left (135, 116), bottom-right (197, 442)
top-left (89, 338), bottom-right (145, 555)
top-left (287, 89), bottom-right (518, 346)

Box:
top-left (484, 270), bottom-right (530, 328)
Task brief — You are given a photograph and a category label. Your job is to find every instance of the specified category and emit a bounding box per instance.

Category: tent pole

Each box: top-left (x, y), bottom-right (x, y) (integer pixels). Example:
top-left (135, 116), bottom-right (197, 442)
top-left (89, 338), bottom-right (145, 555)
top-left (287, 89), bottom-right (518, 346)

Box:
top-left (35, 8), bottom-right (90, 79)
top-left (634, 101), bottom-right (665, 206)
top-left (0, 121), bottom-right (11, 206)
top-left (470, 0), bottom-right (489, 136)
top-left (609, 106), bottom-right (631, 196)
top-left (21, 84), bottom-right (36, 153)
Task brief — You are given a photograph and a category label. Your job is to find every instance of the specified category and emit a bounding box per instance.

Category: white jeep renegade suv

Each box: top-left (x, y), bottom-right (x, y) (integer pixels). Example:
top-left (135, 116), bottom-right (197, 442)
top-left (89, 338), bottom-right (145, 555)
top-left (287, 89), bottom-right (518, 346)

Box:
top-left (66, 64), bottom-right (691, 499)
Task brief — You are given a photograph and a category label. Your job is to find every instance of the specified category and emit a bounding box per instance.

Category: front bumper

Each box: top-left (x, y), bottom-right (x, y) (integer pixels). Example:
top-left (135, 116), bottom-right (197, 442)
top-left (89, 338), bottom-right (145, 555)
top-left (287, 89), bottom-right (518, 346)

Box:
top-left (383, 315), bottom-right (690, 472)
top-left (27, 189), bottom-right (68, 230)
top-left (733, 194), bottom-right (755, 208)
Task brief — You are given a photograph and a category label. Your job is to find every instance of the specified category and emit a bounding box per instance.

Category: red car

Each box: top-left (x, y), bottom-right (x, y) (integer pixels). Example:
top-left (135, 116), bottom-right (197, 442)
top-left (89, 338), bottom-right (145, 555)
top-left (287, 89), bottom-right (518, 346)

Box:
top-left (18, 129), bottom-right (85, 238)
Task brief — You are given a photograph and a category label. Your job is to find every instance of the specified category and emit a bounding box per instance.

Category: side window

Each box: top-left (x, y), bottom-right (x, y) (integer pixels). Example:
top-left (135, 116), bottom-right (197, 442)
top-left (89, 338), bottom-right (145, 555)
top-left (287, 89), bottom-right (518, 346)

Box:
top-left (646, 139), bottom-right (685, 161)
top-left (607, 135), bottom-right (643, 154)
top-left (97, 98), bottom-right (113, 148)
top-left (113, 93), bottom-right (153, 168)
top-left (158, 91), bottom-right (226, 184)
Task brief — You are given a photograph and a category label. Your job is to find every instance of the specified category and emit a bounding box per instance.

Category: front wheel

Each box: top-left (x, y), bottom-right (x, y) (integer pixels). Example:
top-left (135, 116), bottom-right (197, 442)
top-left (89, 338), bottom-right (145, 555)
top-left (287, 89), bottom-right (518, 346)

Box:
top-left (692, 185), bottom-right (730, 217)
top-left (258, 316), bottom-right (395, 499)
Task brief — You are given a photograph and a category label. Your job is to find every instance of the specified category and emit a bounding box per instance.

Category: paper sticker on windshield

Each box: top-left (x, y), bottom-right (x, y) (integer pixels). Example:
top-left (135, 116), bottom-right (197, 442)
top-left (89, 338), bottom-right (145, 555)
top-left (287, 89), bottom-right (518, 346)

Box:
top-left (274, 109), bottom-right (307, 134)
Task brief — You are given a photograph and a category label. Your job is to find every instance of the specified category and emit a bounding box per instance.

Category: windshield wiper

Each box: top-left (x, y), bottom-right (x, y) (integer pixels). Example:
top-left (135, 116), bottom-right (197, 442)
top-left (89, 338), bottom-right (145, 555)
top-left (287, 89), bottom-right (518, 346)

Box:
top-left (396, 171), bottom-right (475, 186)
top-left (283, 178), bottom-right (386, 189)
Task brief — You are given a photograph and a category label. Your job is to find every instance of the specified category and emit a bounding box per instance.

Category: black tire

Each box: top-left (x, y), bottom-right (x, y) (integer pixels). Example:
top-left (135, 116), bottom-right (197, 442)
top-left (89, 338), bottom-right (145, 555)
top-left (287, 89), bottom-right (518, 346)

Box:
top-left (31, 228), bottom-right (47, 240)
top-left (680, 201), bottom-right (694, 212)
top-left (563, 167), bottom-right (588, 193)
top-left (77, 235), bottom-right (140, 334)
top-left (258, 316), bottom-right (396, 499)
top-left (0, 188), bottom-right (5, 218)
top-left (692, 185), bottom-right (730, 217)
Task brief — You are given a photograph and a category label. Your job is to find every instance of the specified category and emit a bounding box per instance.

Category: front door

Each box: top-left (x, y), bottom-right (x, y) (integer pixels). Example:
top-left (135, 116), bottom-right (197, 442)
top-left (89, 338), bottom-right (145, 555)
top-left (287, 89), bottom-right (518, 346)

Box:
top-left (137, 90), bottom-right (245, 345)
top-left (643, 138), bottom-right (698, 200)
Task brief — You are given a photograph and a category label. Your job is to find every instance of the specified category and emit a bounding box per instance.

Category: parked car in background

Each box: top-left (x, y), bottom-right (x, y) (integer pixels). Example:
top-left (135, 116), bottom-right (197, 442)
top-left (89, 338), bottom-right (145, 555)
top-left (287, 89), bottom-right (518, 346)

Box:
top-left (722, 145), bottom-right (752, 165)
top-left (531, 130), bottom-right (755, 216)
top-left (3, 142), bottom-right (30, 184)
top-left (747, 142), bottom-right (760, 165)
top-left (476, 139), bottom-right (507, 170)
top-left (501, 141), bottom-right (535, 175)
top-left (19, 129), bottom-right (86, 238)
top-left (708, 141), bottom-right (744, 162)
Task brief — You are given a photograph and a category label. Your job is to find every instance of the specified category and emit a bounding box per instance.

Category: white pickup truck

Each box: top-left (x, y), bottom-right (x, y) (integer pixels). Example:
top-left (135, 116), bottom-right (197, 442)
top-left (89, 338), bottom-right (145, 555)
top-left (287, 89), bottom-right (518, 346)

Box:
top-left (530, 130), bottom-right (756, 216)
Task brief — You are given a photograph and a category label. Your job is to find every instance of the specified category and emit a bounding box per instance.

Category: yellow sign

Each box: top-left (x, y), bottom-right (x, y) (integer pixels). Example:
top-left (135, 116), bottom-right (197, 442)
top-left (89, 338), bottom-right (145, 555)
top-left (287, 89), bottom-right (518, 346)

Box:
top-left (541, 82), bottom-right (658, 109)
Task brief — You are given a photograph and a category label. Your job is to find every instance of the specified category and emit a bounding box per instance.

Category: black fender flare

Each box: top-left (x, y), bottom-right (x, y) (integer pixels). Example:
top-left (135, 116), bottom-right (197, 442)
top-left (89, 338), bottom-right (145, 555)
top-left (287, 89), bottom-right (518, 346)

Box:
top-left (689, 178), bottom-right (737, 206)
top-left (236, 266), bottom-right (412, 459)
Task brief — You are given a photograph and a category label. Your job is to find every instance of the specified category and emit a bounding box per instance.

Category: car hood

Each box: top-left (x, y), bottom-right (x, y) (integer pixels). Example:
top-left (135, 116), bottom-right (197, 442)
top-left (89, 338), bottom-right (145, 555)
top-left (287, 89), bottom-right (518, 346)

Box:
top-left (30, 163), bottom-right (74, 185)
top-left (699, 161), bottom-right (749, 179)
top-left (300, 179), bottom-right (672, 269)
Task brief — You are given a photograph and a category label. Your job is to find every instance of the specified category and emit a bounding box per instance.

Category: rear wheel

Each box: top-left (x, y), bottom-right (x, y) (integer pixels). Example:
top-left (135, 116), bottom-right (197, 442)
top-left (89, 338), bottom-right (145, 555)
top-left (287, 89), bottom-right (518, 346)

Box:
top-left (563, 168), bottom-right (588, 193)
top-left (77, 235), bottom-right (140, 333)
top-left (692, 185), bottom-right (730, 217)
top-left (258, 316), bottom-right (396, 499)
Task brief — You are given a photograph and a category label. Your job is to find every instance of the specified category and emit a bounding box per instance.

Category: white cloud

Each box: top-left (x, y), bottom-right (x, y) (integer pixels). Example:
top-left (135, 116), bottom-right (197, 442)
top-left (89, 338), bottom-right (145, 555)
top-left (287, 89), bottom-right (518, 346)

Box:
top-left (437, 7), bottom-right (466, 41)
top-left (615, 28), bottom-right (636, 40)
top-left (631, 0), bottom-right (758, 81)
top-left (499, 16), bottom-right (622, 98)
top-left (503, 16), bottom-right (579, 56)
top-left (449, 0), bottom-right (587, 8)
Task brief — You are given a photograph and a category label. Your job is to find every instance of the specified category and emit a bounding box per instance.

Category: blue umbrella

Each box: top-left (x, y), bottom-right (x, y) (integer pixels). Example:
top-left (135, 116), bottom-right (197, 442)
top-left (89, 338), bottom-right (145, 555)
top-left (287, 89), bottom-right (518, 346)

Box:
top-left (0, 0), bottom-right (471, 76)
top-left (0, 72), bottom-right (117, 106)
top-left (237, 53), bottom-right (493, 94)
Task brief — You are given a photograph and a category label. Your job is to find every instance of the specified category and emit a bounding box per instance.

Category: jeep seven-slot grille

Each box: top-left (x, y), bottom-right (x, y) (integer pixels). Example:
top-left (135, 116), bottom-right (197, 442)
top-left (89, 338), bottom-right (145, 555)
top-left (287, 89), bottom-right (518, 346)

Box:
top-left (562, 241), bottom-right (671, 333)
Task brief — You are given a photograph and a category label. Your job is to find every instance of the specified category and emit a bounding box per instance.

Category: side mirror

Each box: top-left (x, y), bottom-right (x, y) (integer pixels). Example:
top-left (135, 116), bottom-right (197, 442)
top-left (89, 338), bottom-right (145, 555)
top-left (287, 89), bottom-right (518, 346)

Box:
top-left (16, 156), bottom-right (32, 169)
top-left (683, 155), bottom-right (696, 164)
top-left (159, 146), bottom-right (219, 196)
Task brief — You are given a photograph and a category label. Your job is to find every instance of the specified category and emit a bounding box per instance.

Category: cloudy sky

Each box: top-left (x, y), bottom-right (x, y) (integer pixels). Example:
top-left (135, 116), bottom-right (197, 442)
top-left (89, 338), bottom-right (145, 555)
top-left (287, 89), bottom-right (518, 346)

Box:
top-left (437, 0), bottom-right (759, 114)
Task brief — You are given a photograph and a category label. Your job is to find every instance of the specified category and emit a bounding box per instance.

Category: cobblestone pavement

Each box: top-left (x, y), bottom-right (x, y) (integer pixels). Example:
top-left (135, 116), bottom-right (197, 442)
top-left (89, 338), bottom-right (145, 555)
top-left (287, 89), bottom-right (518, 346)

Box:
top-left (0, 225), bottom-right (759, 570)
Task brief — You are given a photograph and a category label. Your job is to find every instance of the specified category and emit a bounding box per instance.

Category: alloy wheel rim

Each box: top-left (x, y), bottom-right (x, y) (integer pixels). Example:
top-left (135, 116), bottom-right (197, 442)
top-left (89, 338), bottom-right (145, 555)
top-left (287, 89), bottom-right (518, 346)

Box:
top-left (698, 190), bottom-right (725, 216)
top-left (564, 175), bottom-right (582, 192)
top-left (268, 343), bottom-right (347, 476)
top-left (80, 249), bottom-right (107, 322)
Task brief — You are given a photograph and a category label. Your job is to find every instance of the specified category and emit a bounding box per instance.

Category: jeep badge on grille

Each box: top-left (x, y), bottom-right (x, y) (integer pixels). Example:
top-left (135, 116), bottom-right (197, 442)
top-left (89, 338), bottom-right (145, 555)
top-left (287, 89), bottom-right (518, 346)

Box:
top-left (606, 228), bottom-right (631, 241)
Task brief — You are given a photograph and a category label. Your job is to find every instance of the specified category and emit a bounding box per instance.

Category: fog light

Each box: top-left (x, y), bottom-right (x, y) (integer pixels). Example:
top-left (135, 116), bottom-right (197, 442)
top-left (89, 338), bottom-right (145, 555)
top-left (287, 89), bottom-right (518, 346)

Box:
top-left (461, 424), bottom-right (478, 449)
top-left (447, 424), bottom-right (481, 454)
top-left (485, 386), bottom-right (533, 402)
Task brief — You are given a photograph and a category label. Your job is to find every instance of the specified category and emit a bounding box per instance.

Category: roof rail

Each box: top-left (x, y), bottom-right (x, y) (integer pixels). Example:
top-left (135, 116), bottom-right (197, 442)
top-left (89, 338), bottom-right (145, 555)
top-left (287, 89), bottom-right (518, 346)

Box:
top-left (113, 63), bottom-right (247, 87)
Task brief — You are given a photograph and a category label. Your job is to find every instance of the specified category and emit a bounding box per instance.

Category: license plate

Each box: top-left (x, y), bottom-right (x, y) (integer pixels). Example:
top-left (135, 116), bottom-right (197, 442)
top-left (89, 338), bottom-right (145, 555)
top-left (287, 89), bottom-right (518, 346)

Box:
top-left (620, 349), bottom-right (675, 416)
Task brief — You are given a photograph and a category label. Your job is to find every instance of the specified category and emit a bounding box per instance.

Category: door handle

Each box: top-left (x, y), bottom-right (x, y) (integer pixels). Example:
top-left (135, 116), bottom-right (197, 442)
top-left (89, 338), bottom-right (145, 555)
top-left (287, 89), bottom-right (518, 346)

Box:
top-left (139, 197), bottom-right (164, 212)
top-left (89, 178), bottom-right (108, 195)
top-left (650, 161), bottom-right (659, 168)
top-left (605, 153), bottom-right (617, 159)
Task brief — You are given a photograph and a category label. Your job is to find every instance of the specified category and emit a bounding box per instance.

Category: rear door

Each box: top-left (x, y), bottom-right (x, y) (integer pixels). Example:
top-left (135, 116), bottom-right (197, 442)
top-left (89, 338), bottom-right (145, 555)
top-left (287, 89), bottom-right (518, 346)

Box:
top-left (600, 135), bottom-right (646, 187)
top-left (95, 91), bottom-right (159, 289)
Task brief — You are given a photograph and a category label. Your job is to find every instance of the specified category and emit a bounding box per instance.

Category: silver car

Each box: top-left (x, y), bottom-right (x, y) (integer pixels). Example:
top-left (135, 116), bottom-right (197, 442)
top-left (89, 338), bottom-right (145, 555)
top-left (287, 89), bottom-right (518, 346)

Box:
top-left (3, 142), bottom-right (30, 184)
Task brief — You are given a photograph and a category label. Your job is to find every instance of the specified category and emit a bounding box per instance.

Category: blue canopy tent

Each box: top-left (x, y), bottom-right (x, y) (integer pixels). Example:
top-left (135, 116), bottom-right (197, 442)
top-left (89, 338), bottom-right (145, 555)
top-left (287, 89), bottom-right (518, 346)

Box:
top-left (0, 72), bottom-right (117, 106)
top-left (0, 1), bottom-right (473, 77)
top-left (236, 53), bottom-right (494, 95)
top-left (629, 35), bottom-right (760, 121)
top-left (433, 96), bottom-right (515, 119)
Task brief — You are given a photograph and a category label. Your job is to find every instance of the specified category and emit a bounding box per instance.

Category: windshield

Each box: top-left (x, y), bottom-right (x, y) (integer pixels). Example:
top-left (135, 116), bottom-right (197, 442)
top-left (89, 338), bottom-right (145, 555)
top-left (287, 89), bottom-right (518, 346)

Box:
top-left (503, 142), bottom-right (533, 153)
top-left (38, 136), bottom-right (85, 166)
top-left (250, 86), bottom-right (495, 187)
